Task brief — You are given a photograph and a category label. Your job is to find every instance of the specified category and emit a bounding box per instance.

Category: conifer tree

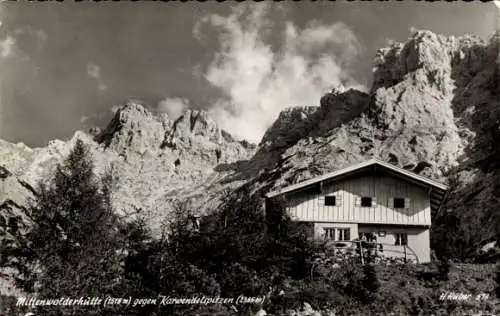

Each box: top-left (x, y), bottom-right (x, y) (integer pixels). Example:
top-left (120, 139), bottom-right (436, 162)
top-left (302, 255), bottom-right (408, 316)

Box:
top-left (14, 139), bottom-right (128, 315)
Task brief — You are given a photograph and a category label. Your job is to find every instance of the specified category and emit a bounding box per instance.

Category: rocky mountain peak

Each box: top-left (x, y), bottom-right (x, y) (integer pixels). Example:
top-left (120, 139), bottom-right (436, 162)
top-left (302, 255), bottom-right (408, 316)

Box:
top-left (371, 30), bottom-right (487, 92)
top-left (246, 30), bottom-right (497, 195)
top-left (366, 31), bottom-right (494, 171)
top-left (259, 87), bottom-right (370, 155)
top-left (94, 101), bottom-right (253, 158)
top-left (169, 109), bottom-right (223, 144)
top-left (94, 102), bottom-right (166, 155)
top-left (259, 106), bottom-right (319, 151)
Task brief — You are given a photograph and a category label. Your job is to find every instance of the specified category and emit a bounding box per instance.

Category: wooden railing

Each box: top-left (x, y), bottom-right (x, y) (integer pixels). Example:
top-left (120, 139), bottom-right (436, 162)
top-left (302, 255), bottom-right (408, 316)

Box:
top-left (313, 240), bottom-right (420, 264)
top-left (310, 240), bottom-right (420, 281)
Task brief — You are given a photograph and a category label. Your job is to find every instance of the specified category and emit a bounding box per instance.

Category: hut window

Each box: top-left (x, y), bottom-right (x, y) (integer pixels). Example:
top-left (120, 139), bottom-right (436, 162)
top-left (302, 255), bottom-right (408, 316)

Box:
top-left (323, 227), bottom-right (350, 241)
top-left (395, 233), bottom-right (408, 246)
top-left (393, 198), bottom-right (405, 208)
top-left (324, 228), bottom-right (336, 240)
top-left (324, 196), bottom-right (336, 206)
top-left (337, 228), bottom-right (350, 241)
top-left (361, 197), bottom-right (373, 207)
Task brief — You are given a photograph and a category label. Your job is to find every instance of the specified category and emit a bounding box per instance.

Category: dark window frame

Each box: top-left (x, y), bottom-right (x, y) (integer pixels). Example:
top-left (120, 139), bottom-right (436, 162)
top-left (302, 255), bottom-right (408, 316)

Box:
top-left (337, 228), bottom-right (350, 241)
top-left (324, 196), bottom-right (336, 206)
top-left (324, 228), bottom-right (336, 240)
top-left (361, 197), bottom-right (373, 207)
top-left (393, 197), bottom-right (406, 208)
top-left (323, 227), bottom-right (351, 241)
top-left (395, 233), bottom-right (408, 246)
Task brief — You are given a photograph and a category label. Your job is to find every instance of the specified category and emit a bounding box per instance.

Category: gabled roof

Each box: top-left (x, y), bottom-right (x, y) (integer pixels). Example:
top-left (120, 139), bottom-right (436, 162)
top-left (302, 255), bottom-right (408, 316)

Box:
top-left (265, 159), bottom-right (449, 212)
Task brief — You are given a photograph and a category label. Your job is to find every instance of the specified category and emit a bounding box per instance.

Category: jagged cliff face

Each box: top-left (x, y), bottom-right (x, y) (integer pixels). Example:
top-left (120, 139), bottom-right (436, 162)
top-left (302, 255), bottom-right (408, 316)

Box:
top-left (246, 31), bottom-right (496, 194)
top-left (0, 31), bottom-right (497, 247)
top-left (0, 104), bottom-right (256, 236)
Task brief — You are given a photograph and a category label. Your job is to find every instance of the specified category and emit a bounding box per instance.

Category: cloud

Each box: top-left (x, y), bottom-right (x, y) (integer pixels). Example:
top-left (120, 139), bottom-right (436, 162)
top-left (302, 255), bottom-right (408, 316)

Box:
top-left (34, 29), bottom-right (47, 42)
top-left (0, 36), bottom-right (15, 58)
top-left (13, 27), bottom-right (47, 42)
top-left (157, 97), bottom-right (189, 120)
top-left (79, 115), bottom-right (89, 124)
top-left (87, 63), bottom-right (101, 78)
top-left (195, 4), bottom-right (364, 144)
top-left (98, 83), bottom-right (107, 92)
top-left (86, 62), bottom-right (107, 92)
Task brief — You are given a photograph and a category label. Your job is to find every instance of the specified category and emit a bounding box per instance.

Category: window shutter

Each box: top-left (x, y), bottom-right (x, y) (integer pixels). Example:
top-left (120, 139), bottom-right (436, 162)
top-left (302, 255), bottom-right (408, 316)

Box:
top-left (405, 198), bottom-right (411, 209)
top-left (388, 197), bottom-right (394, 208)
top-left (336, 194), bottom-right (343, 207)
top-left (354, 197), bottom-right (361, 207)
top-left (318, 196), bottom-right (324, 206)
top-left (372, 197), bottom-right (377, 207)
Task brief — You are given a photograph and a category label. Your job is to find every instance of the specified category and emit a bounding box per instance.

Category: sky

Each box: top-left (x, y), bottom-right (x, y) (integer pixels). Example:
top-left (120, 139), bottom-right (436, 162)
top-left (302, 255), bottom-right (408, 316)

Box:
top-left (0, 2), bottom-right (497, 147)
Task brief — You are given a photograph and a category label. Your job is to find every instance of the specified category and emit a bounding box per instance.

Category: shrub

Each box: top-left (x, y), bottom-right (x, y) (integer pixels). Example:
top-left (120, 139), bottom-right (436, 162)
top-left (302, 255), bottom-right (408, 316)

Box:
top-left (124, 188), bottom-right (319, 315)
top-left (495, 263), bottom-right (500, 299)
top-left (0, 294), bottom-right (27, 316)
top-left (437, 259), bottom-right (451, 281)
top-left (361, 263), bottom-right (380, 303)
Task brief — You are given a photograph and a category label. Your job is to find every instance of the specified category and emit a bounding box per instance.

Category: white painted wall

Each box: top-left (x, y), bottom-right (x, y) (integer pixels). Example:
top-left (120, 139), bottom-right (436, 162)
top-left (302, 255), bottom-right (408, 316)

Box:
top-left (286, 173), bottom-right (431, 226)
top-left (358, 225), bottom-right (430, 263)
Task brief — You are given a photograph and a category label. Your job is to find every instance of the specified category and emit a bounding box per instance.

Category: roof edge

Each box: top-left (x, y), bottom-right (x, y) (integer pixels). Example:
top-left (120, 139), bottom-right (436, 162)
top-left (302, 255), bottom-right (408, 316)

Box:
top-left (265, 158), bottom-right (448, 198)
